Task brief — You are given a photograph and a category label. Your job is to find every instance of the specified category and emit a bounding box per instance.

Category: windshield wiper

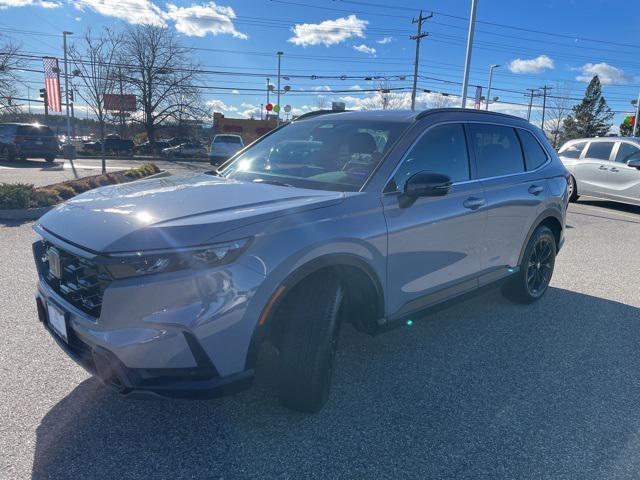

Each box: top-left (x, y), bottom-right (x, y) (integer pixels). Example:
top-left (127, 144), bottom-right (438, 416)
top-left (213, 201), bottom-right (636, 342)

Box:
top-left (252, 178), bottom-right (293, 187)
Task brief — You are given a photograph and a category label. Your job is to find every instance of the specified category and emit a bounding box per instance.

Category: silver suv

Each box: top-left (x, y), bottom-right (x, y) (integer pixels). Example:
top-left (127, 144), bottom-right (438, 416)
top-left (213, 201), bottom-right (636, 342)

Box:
top-left (559, 137), bottom-right (640, 206)
top-left (33, 109), bottom-right (568, 412)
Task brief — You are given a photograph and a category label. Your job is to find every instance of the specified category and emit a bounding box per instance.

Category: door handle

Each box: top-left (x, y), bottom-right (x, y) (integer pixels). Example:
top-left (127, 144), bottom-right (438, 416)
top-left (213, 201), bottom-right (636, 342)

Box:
top-left (463, 197), bottom-right (485, 210)
top-left (598, 165), bottom-right (609, 170)
top-left (610, 167), bottom-right (619, 172)
top-left (528, 185), bottom-right (544, 195)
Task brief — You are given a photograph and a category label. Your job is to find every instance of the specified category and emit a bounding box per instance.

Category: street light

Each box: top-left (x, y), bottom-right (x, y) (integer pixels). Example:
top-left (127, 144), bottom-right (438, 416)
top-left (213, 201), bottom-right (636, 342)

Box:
top-left (485, 64), bottom-right (500, 110)
top-left (276, 51), bottom-right (283, 125)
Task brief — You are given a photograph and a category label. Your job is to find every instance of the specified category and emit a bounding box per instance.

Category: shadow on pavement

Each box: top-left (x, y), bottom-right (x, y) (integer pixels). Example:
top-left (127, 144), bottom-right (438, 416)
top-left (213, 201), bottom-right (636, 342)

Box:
top-left (0, 159), bottom-right (64, 170)
top-left (576, 199), bottom-right (640, 216)
top-left (31, 287), bottom-right (640, 478)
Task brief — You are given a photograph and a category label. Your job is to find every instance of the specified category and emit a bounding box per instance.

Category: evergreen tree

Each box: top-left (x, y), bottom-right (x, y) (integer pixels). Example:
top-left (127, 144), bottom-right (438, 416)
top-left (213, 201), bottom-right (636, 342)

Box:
top-left (619, 118), bottom-right (633, 136)
top-left (562, 76), bottom-right (614, 141)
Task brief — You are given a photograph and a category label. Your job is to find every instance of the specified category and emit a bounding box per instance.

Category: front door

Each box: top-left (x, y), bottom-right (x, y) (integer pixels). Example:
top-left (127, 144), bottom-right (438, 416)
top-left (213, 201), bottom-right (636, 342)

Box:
top-left (604, 141), bottom-right (640, 204)
top-left (382, 123), bottom-right (487, 317)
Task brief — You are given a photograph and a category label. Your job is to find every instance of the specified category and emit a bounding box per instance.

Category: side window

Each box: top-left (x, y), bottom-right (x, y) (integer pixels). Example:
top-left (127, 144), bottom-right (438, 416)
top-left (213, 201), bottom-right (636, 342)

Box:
top-left (614, 143), bottom-right (640, 163)
top-left (470, 124), bottom-right (525, 178)
top-left (517, 129), bottom-right (548, 171)
top-left (559, 141), bottom-right (587, 159)
top-left (390, 123), bottom-right (470, 192)
top-left (585, 141), bottom-right (614, 161)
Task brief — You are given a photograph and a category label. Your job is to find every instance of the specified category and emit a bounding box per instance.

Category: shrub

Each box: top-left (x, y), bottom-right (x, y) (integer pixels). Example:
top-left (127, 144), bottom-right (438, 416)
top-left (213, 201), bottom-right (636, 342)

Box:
top-left (52, 184), bottom-right (76, 200)
top-left (0, 183), bottom-right (35, 209)
top-left (31, 189), bottom-right (60, 207)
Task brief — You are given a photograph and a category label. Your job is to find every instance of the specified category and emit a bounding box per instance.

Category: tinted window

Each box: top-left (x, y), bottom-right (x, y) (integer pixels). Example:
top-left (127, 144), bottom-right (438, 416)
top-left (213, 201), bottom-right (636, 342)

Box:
top-left (559, 141), bottom-right (586, 159)
top-left (215, 136), bottom-right (242, 144)
top-left (585, 141), bottom-right (614, 161)
top-left (518, 129), bottom-right (548, 171)
top-left (470, 124), bottom-right (525, 178)
top-left (390, 123), bottom-right (469, 192)
top-left (614, 143), bottom-right (640, 163)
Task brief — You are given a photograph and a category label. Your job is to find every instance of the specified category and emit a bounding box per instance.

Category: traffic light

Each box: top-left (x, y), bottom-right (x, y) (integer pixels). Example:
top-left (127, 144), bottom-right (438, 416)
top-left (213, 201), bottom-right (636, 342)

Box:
top-left (69, 90), bottom-right (74, 102)
top-left (39, 88), bottom-right (47, 100)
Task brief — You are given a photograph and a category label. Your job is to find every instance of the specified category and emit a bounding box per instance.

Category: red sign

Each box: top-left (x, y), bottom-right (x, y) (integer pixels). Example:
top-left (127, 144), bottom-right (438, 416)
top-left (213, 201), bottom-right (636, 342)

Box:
top-left (104, 94), bottom-right (137, 112)
top-left (265, 103), bottom-right (273, 111)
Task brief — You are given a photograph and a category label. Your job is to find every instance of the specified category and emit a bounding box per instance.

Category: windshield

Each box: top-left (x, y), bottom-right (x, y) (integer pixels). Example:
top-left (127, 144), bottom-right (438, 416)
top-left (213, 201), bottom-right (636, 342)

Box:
top-left (215, 135), bottom-right (242, 144)
top-left (222, 119), bottom-right (408, 191)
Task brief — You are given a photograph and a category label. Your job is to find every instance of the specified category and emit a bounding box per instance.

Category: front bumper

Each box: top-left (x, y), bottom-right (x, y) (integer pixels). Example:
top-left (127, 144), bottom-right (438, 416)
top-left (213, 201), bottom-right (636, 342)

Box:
top-left (33, 235), bottom-right (268, 398)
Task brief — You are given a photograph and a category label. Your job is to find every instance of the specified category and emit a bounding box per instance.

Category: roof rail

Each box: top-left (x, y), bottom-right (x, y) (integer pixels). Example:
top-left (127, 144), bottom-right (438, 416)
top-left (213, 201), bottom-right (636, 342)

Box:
top-left (415, 108), bottom-right (527, 122)
top-left (294, 109), bottom-right (350, 121)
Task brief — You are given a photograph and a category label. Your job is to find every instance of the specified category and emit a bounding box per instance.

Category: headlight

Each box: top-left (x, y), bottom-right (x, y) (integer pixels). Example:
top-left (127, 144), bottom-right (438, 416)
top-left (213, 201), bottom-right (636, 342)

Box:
top-left (106, 238), bottom-right (251, 279)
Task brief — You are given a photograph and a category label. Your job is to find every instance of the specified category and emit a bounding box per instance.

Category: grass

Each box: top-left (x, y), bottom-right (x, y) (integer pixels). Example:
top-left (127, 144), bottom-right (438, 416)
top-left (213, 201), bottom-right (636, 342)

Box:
top-left (0, 163), bottom-right (161, 210)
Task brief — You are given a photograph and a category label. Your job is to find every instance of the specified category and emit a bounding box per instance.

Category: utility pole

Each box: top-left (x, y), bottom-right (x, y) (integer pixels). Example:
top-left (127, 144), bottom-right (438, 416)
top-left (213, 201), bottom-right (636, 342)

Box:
top-left (118, 66), bottom-right (125, 138)
top-left (461, 0), bottom-right (478, 108)
top-left (540, 85), bottom-right (551, 130)
top-left (410, 10), bottom-right (432, 111)
top-left (62, 31), bottom-right (72, 146)
top-left (485, 64), bottom-right (500, 110)
top-left (633, 91), bottom-right (640, 137)
top-left (26, 86), bottom-right (31, 114)
top-left (276, 52), bottom-right (283, 126)
top-left (525, 88), bottom-right (539, 121)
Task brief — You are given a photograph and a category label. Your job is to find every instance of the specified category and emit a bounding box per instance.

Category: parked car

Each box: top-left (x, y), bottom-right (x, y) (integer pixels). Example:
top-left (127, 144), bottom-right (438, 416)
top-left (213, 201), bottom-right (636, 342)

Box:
top-left (134, 140), bottom-right (171, 155)
top-left (83, 134), bottom-right (134, 155)
top-left (559, 137), bottom-right (640, 206)
top-left (0, 123), bottom-right (58, 162)
top-left (32, 109), bottom-right (567, 413)
top-left (161, 142), bottom-right (207, 158)
top-left (209, 134), bottom-right (244, 166)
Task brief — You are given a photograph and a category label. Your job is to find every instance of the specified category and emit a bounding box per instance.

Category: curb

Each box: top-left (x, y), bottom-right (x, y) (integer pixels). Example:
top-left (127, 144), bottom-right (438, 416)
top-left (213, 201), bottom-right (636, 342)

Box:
top-left (0, 170), bottom-right (171, 221)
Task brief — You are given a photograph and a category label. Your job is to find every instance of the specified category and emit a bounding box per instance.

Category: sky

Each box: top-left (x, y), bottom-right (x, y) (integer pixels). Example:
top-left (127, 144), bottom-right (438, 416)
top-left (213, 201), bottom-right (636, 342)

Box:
top-left (0, 0), bottom-right (638, 129)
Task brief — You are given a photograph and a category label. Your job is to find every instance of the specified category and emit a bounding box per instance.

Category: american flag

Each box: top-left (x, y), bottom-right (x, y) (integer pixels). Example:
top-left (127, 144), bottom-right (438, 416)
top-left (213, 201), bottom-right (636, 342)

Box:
top-left (43, 57), bottom-right (61, 112)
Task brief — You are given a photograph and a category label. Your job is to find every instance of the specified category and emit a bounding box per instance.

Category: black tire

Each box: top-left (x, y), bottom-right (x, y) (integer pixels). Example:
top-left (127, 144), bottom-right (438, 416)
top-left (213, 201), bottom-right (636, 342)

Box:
top-left (44, 156), bottom-right (55, 163)
top-left (568, 175), bottom-right (579, 202)
top-left (502, 225), bottom-right (556, 304)
top-left (277, 273), bottom-right (344, 413)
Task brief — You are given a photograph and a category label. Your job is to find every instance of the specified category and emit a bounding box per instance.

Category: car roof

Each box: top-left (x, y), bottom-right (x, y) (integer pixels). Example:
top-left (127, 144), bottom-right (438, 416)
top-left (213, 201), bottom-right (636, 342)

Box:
top-left (293, 108), bottom-right (531, 124)
top-left (214, 134), bottom-right (242, 138)
top-left (563, 136), bottom-right (640, 144)
top-left (0, 122), bottom-right (50, 127)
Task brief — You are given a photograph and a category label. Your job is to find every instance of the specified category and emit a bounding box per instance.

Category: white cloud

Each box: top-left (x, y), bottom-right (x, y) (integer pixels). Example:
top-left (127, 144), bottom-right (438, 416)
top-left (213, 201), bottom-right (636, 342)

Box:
top-left (0, 0), bottom-right (60, 8)
top-left (231, 89), bottom-right (240, 94)
top-left (508, 55), bottom-right (554, 74)
top-left (349, 84), bottom-right (362, 90)
top-left (165, 2), bottom-right (247, 39)
top-left (353, 44), bottom-right (376, 56)
top-left (576, 62), bottom-right (632, 85)
top-left (288, 15), bottom-right (367, 47)
top-left (207, 99), bottom-right (238, 114)
top-left (312, 85), bottom-right (331, 92)
top-left (72, 0), bottom-right (166, 25)
top-left (376, 36), bottom-right (393, 44)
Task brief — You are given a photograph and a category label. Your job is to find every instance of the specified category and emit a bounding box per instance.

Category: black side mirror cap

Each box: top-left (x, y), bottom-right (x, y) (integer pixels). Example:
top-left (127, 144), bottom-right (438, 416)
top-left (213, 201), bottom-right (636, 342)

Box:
top-left (404, 171), bottom-right (453, 198)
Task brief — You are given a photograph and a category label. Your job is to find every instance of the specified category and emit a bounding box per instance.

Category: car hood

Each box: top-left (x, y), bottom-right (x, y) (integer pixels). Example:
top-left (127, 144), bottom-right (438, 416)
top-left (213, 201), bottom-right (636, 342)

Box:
top-left (37, 174), bottom-right (344, 253)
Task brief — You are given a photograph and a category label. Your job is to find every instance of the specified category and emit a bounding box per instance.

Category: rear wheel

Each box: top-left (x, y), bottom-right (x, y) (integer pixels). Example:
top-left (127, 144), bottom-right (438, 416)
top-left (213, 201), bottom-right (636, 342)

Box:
top-left (277, 273), bottom-right (344, 413)
top-left (0, 145), bottom-right (15, 162)
top-left (44, 156), bottom-right (55, 163)
top-left (568, 175), bottom-right (579, 202)
top-left (502, 225), bottom-right (556, 304)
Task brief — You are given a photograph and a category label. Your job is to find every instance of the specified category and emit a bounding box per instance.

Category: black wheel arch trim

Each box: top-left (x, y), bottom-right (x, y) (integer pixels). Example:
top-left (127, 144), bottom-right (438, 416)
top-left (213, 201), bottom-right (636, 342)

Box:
top-left (244, 253), bottom-right (385, 370)
top-left (517, 208), bottom-right (564, 265)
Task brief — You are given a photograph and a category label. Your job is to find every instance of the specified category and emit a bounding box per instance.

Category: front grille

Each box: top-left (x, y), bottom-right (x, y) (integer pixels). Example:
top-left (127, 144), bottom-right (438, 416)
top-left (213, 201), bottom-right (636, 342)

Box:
top-left (35, 240), bottom-right (111, 318)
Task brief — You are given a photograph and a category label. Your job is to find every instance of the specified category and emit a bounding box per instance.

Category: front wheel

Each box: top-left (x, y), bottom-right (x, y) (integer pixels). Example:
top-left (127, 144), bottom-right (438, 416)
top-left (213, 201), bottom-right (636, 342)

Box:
top-left (44, 156), bottom-right (55, 163)
top-left (277, 273), bottom-right (344, 413)
top-left (568, 175), bottom-right (579, 202)
top-left (502, 225), bottom-right (556, 304)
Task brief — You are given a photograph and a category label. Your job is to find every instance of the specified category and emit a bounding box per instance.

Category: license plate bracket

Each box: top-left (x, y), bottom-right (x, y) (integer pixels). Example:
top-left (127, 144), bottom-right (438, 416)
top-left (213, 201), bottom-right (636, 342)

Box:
top-left (47, 301), bottom-right (68, 342)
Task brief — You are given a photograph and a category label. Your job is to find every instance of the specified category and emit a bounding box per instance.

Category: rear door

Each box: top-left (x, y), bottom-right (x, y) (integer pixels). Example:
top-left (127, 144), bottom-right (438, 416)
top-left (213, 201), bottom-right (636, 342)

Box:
top-left (575, 140), bottom-right (616, 197)
top-left (469, 123), bottom-right (548, 270)
top-left (604, 141), bottom-right (640, 204)
top-left (382, 122), bottom-right (487, 316)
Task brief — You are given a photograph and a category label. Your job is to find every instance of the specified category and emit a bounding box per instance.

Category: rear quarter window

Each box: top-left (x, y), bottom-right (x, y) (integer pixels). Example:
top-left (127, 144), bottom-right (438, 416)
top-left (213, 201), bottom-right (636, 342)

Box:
top-left (517, 129), bottom-right (548, 171)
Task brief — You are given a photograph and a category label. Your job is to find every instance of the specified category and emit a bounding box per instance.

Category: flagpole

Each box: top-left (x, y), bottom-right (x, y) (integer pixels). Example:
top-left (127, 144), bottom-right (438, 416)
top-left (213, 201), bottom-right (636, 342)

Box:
top-left (63, 31), bottom-right (72, 150)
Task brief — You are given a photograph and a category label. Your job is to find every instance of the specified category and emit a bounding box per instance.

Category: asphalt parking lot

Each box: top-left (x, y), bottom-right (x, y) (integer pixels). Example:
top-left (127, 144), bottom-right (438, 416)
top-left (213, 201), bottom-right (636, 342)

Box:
top-left (0, 157), bottom-right (209, 186)
top-left (1, 199), bottom-right (640, 479)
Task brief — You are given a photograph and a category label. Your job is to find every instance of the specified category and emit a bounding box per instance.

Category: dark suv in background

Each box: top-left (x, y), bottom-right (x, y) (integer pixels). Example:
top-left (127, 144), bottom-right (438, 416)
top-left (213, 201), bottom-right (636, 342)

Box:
top-left (0, 123), bottom-right (59, 162)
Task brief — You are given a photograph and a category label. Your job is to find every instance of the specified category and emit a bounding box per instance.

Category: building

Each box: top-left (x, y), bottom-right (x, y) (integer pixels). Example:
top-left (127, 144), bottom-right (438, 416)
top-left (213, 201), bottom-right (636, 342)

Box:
top-left (212, 112), bottom-right (278, 144)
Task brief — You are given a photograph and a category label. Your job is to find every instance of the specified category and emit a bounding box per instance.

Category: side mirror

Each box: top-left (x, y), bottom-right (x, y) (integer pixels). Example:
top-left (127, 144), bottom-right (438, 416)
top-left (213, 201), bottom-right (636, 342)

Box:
top-left (404, 171), bottom-right (452, 197)
top-left (628, 159), bottom-right (640, 169)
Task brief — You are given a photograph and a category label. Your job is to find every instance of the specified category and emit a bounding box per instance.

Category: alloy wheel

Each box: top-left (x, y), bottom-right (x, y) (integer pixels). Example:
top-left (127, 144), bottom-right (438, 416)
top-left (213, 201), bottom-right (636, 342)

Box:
top-left (526, 236), bottom-right (554, 297)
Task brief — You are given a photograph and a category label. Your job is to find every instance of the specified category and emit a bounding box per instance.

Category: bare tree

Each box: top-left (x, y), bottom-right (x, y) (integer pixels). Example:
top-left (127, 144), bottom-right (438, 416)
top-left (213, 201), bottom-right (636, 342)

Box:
top-left (0, 38), bottom-right (23, 116)
top-left (359, 81), bottom-right (407, 110)
top-left (315, 95), bottom-right (328, 110)
top-left (544, 82), bottom-right (573, 149)
top-left (69, 28), bottom-right (122, 173)
top-left (122, 25), bottom-right (199, 153)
